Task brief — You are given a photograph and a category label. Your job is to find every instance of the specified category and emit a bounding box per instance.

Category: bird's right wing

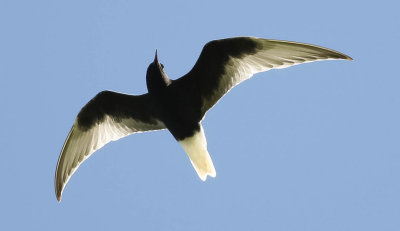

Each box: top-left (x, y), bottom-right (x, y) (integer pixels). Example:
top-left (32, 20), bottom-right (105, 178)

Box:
top-left (55, 91), bottom-right (165, 202)
top-left (177, 37), bottom-right (352, 117)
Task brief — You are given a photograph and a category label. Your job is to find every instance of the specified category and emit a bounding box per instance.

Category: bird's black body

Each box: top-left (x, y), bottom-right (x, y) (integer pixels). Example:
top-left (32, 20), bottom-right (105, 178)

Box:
top-left (55, 36), bottom-right (352, 201)
top-left (145, 53), bottom-right (203, 140)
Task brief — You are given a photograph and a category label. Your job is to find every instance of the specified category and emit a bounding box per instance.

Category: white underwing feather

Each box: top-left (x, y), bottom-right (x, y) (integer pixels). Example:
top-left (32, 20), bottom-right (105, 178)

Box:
top-left (55, 115), bottom-right (165, 201)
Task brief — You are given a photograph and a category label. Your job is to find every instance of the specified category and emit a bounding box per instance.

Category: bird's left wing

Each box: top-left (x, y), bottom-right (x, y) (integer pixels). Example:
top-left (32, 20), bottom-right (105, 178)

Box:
top-left (55, 91), bottom-right (165, 201)
top-left (175, 37), bottom-right (352, 117)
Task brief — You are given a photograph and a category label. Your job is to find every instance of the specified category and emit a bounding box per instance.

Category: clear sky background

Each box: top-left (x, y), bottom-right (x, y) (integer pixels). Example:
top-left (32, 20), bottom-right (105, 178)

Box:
top-left (1, 0), bottom-right (399, 230)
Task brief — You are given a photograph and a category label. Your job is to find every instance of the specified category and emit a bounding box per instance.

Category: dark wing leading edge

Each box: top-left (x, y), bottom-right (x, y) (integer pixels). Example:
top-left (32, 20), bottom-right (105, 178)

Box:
top-left (55, 91), bottom-right (165, 201)
top-left (178, 37), bottom-right (352, 117)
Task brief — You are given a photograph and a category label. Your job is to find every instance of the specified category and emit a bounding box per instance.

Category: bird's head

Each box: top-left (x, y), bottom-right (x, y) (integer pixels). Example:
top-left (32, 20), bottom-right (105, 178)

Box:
top-left (146, 50), bottom-right (171, 93)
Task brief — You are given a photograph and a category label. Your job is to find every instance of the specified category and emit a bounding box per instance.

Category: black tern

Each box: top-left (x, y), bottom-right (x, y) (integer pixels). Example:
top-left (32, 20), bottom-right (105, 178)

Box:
top-left (55, 37), bottom-right (352, 201)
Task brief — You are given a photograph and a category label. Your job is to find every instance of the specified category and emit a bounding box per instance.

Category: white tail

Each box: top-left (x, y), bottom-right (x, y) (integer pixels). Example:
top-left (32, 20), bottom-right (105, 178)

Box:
top-left (178, 125), bottom-right (216, 180)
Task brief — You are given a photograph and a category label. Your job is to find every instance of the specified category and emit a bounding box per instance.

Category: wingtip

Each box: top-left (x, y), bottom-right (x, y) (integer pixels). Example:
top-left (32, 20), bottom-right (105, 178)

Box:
top-left (334, 50), bottom-right (352, 61)
top-left (56, 194), bottom-right (62, 202)
top-left (56, 186), bottom-right (63, 202)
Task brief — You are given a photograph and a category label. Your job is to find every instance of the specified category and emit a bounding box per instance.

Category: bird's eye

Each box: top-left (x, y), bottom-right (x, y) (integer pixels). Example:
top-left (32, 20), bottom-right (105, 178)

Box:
top-left (160, 63), bottom-right (164, 69)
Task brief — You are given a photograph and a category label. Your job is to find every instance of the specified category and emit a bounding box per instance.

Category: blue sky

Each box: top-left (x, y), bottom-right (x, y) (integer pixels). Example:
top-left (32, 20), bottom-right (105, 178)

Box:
top-left (1, 0), bottom-right (399, 230)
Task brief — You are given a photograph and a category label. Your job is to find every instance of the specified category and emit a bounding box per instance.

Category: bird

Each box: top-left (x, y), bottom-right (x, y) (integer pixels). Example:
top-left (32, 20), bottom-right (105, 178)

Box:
top-left (55, 36), bottom-right (352, 201)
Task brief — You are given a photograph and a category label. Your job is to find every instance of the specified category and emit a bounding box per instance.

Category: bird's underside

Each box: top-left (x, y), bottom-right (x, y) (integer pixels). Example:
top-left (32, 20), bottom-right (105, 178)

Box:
top-left (55, 36), bottom-right (352, 201)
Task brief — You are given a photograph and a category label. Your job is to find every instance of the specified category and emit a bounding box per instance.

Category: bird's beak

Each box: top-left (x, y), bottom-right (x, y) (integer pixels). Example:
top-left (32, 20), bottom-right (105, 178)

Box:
top-left (154, 49), bottom-right (158, 64)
